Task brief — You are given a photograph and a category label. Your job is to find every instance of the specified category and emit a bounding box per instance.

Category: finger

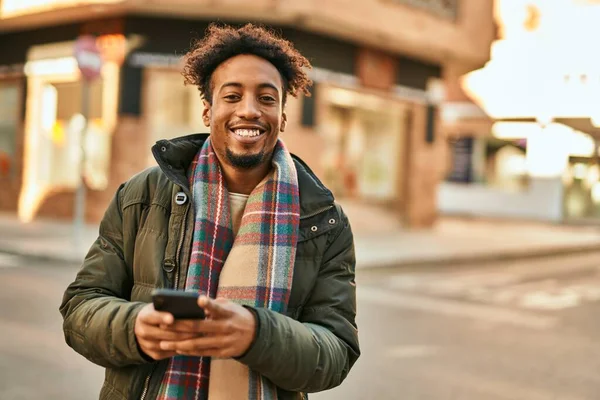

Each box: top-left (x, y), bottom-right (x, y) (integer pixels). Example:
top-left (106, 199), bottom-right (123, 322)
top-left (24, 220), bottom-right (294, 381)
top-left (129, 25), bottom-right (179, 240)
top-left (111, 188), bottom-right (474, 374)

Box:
top-left (169, 319), bottom-right (232, 334)
top-left (136, 324), bottom-right (199, 341)
top-left (139, 307), bottom-right (174, 326)
top-left (160, 335), bottom-right (234, 354)
top-left (137, 338), bottom-right (179, 360)
top-left (198, 296), bottom-right (232, 319)
top-left (177, 348), bottom-right (235, 359)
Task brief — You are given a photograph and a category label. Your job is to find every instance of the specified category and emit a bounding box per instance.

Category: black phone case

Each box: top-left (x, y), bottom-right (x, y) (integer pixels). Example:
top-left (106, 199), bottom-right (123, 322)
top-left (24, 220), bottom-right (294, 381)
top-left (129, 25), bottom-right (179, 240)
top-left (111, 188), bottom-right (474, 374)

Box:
top-left (151, 289), bottom-right (206, 319)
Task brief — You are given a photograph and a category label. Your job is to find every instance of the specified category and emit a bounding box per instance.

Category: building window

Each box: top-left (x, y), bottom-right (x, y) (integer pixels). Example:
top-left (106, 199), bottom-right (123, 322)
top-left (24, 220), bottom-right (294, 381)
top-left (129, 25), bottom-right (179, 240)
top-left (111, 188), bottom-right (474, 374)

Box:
top-left (446, 136), bottom-right (529, 192)
top-left (42, 78), bottom-right (108, 190)
top-left (321, 86), bottom-right (408, 202)
top-left (143, 68), bottom-right (203, 166)
top-left (0, 81), bottom-right (20, 179)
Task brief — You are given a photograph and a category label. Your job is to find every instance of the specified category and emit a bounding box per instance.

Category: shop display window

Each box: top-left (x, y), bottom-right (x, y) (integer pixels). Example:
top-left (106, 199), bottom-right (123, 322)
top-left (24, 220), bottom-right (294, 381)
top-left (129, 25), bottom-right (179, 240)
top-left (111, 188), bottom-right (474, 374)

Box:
top-left (446, 136), bottom-right (529, 192)
top-left (0, 81), bottom-right (20, 179)
top-left (143, 69), bottom-right (203, 166)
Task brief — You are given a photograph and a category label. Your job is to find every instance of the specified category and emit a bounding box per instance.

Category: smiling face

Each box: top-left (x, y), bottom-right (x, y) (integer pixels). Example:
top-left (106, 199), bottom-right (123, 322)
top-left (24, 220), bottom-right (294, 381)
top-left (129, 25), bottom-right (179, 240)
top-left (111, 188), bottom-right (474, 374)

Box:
top-left (203, 54), bottom-right (287, 171)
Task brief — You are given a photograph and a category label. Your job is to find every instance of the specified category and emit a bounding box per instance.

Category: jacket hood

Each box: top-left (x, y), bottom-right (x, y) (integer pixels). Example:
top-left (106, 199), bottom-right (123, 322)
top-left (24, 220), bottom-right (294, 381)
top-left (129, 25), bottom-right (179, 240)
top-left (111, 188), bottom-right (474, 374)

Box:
top-left (152, 133), bottom-right (335, 217)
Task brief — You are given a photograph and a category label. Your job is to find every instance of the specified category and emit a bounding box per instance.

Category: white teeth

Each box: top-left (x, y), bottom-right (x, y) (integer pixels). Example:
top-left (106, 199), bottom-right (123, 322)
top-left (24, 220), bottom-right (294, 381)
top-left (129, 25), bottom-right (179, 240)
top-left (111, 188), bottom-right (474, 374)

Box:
top-left (233, 129), bottom-right (261, 137)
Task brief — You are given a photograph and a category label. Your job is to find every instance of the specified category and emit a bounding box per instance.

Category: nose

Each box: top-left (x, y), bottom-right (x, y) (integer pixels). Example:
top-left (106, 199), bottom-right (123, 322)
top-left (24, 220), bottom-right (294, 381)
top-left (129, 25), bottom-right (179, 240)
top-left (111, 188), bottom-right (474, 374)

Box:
top-left (236, 97), bottom-right (261, 120)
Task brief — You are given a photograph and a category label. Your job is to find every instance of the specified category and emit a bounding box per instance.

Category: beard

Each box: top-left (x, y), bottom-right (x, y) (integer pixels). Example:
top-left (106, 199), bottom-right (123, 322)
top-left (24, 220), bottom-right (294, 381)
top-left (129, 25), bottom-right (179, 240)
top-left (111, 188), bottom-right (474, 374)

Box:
top-left (226, 148), bottom-right (266, 170)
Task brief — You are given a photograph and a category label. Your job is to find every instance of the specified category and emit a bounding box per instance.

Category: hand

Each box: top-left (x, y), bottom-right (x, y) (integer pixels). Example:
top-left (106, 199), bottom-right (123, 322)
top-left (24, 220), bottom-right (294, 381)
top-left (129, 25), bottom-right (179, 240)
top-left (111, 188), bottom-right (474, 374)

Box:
top-left (134, 303), bottom-right (199, 360)
top-left (159, 295), bottom-right (257, 359)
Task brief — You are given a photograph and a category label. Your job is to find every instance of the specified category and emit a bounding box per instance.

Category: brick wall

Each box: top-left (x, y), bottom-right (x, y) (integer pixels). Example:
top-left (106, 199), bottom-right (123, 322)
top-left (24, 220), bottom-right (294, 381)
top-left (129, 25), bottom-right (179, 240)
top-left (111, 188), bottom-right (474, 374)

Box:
top-left (405, 103), bottom-right (446, 227)
top-left (280, 94), bottom-right (326, 179)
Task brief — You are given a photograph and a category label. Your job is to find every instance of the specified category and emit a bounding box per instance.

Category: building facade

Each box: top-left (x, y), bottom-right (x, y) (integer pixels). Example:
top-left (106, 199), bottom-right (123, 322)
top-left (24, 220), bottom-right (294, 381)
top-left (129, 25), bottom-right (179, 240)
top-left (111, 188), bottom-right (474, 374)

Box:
top-left (0, 0), bottom-right (495, 227)
top-left (441, 0), bottom-right (600, 223)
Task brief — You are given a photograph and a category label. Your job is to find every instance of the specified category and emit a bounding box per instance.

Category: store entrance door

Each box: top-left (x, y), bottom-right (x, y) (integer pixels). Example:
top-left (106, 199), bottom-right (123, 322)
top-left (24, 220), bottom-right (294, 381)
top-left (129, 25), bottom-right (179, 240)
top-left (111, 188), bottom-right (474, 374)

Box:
top-left (19, 41), bottom-right (118, 221)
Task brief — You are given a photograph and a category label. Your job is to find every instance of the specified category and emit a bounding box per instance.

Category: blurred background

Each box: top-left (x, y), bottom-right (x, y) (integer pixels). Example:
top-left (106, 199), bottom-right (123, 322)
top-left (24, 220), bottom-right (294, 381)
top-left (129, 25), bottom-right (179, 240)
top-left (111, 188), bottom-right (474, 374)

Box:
top-left (1, 0), bottom-right (600, 399)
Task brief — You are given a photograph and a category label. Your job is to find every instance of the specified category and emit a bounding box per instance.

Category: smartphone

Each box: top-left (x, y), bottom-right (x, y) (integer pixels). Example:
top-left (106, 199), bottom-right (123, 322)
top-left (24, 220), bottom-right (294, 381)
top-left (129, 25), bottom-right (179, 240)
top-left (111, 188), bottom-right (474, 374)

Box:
top-left (151, 289), bottom-right (206, 319)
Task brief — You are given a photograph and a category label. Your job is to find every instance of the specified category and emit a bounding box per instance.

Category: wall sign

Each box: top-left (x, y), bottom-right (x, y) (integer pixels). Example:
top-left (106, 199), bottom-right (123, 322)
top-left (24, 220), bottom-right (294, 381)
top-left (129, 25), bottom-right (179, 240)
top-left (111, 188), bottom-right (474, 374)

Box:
top-left (74, 35), bottom-right (103, 81)
top-left (128, 52), bottom-right (183, 68)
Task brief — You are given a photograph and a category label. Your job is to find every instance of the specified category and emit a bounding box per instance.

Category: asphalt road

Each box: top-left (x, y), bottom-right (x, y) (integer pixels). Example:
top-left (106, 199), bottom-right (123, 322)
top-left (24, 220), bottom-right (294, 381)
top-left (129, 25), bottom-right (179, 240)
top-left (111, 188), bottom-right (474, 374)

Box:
top-left (1, 251), bottom-right (599, 400)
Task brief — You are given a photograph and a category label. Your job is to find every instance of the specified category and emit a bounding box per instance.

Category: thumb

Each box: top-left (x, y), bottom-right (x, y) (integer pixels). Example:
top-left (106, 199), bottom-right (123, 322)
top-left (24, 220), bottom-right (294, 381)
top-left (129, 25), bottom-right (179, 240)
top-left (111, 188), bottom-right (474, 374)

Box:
top-left (198, 295), bottom-right (231, 319)
top-left (138, 304), bottom-right (174, 326)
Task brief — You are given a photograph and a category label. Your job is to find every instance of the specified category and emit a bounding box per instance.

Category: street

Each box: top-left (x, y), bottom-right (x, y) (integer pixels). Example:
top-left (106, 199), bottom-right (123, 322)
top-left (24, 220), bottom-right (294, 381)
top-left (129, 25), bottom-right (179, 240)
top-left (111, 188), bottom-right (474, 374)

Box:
top-left (1, 252), bottom-right (600, 400)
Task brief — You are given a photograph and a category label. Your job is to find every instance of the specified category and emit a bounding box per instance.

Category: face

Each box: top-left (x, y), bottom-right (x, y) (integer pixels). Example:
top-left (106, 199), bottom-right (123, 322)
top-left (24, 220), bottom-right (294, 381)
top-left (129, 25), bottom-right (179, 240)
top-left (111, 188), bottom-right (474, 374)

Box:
top-left (203, 54), bottom-right (287, 171)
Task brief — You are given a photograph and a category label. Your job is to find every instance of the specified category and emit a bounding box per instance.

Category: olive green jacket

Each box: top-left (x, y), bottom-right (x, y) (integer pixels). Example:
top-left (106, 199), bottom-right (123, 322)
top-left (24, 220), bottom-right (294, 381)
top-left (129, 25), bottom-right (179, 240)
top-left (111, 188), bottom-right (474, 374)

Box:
top-left (60, 134), bottom-right (360, 399)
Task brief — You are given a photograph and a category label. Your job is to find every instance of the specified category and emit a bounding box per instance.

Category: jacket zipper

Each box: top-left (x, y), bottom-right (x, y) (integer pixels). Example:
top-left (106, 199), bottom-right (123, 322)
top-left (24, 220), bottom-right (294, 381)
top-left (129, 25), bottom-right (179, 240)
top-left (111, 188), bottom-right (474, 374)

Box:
top-left (173, 205), bottom-right (189, 290)
top-left (140, 207), bottom-right (189, 400)
top-left (300, 205), bottom-right (334, 220)
top-left (139, 372), bottom-right (151, 400)
top-left (140, 203), bottom-right (328, 400)
top-left (140, 206), bottom-right (189, 399)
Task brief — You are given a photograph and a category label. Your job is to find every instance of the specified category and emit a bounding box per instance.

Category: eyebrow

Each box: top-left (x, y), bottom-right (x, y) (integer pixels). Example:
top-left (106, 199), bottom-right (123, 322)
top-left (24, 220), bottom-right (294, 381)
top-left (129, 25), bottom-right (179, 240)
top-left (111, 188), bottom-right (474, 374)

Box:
top-left (220, 82), bottom-right (280, 93)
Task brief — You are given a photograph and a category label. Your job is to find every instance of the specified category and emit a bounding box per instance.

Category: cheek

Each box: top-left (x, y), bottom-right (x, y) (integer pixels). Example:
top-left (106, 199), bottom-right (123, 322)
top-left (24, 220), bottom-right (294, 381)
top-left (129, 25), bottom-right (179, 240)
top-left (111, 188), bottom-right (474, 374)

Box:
top-left (269, 113), bottom-right (283, 130)
top-left (212, 110), bottom-right (226, 126)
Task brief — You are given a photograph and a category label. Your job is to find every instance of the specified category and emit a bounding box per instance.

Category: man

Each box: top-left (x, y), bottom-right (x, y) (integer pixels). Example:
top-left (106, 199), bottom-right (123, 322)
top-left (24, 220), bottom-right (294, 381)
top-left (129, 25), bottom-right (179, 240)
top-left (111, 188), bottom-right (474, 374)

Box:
top-left (60, 23), bottom-right (359, 400)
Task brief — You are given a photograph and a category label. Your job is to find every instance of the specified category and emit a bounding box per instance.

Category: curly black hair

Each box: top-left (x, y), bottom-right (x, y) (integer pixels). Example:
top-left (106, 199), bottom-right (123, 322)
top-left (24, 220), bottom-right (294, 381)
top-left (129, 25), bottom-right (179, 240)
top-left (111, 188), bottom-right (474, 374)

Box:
top-left (182, 23), bottom-right (312, 105)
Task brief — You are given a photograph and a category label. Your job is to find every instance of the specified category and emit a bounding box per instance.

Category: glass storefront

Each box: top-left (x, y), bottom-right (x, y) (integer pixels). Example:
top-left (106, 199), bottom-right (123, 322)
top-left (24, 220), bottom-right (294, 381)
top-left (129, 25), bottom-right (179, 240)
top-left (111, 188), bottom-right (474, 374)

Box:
top-left (42, 78), bottom-right (106, 189)
top-left (320, 86), bottom-right (408, 203)
top-left (446, 135), bottom-right (529, 193)
top-left (442, 121), bottom-right (600, 222)
top-left (19, 41), bottom-right (120, 221)
top-left (0, 80), bottom-right (20, 179)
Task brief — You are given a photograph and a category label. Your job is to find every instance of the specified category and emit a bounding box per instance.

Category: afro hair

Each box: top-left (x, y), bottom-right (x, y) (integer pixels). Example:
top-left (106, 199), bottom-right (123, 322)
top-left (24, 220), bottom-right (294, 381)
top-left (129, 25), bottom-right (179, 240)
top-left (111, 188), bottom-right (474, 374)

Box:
top-left (182, 23), bottom-right (313, 105)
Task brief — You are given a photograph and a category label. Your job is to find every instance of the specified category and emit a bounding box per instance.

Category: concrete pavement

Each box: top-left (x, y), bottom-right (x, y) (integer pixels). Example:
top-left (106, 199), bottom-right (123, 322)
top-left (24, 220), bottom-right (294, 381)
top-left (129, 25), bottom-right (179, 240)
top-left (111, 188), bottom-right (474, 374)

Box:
top-left (3, 251), bottom-right (600, 400)
top-left (2, 201), bottom-right (600, 268)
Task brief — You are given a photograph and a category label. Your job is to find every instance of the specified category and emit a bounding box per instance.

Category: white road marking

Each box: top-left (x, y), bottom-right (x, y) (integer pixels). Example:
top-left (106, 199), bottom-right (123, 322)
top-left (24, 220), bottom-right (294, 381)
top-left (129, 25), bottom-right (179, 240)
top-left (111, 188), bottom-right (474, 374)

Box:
top-left (358, 286), bottom-right (558, 330)
top-left (520, 289), bottom-right (581, 310)
top-left (386, 345), bottom-right (439, 359)
top-left (0, 254), bottom-right (21, 268)
top-left (387, 262), bottom-right (600, 311)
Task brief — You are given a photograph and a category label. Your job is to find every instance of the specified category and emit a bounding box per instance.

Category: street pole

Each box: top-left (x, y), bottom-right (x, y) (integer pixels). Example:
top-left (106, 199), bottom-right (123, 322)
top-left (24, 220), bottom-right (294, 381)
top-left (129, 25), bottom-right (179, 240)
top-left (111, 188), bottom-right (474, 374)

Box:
top-left (73, 80), bottom-right (89, 250)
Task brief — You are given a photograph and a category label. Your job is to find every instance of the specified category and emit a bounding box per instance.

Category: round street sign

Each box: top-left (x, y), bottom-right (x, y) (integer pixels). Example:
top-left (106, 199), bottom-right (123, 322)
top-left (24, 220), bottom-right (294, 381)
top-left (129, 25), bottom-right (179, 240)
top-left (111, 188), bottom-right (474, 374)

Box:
top-left (74, 35), bottom-right (103, 81)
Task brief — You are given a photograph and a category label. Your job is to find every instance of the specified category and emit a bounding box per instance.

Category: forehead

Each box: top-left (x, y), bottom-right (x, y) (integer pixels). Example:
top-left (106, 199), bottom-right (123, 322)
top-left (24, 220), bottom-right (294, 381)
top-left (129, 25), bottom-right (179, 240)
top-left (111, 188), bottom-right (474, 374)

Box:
top-left (212, 54), bottom-right (283, 90)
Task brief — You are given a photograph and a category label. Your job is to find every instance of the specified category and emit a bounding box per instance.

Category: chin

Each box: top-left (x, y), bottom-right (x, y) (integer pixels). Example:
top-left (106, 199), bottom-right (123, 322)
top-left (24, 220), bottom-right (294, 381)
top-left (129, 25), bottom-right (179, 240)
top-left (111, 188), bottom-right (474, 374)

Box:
top-left (226, 148), bottom-right (266, 170)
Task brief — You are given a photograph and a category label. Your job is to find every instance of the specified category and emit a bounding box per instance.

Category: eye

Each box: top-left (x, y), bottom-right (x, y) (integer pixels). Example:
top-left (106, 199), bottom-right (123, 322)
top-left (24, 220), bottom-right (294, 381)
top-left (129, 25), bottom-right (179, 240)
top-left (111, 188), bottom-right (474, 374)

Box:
top-left (224, 94), bottom-right (240, 101)
top-left (260, 95), bottom-right (276, 103)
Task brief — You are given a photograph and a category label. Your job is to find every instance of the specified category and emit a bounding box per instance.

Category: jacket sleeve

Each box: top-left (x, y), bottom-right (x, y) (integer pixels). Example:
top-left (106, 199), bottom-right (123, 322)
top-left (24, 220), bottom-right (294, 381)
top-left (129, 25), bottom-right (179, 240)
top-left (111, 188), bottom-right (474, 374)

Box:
top-left (59, 185), bottom-right (151, 369)
top-left (237, 205), bottom-right (360, 392)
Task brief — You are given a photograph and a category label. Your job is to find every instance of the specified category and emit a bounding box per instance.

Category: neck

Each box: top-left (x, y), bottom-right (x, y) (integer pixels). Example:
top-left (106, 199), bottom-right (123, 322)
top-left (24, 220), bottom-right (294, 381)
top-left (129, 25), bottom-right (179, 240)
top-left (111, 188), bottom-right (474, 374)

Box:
top-left (220, 162), bottom-right (271, 195)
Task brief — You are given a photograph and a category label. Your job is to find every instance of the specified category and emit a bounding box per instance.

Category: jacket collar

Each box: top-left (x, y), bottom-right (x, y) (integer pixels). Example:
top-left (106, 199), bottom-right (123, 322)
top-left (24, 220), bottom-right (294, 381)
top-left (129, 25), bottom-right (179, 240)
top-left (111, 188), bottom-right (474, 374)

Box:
top-left (152, 133), bottom-right (335, 218)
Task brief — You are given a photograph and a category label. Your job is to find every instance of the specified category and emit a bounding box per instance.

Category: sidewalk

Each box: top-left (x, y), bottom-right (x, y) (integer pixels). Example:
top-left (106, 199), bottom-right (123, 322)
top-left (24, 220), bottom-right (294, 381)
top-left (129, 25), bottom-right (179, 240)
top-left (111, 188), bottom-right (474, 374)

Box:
top-left (341, 201), bottom-right (600, 268)
top-left (2, 206), bottom-right (600, 268)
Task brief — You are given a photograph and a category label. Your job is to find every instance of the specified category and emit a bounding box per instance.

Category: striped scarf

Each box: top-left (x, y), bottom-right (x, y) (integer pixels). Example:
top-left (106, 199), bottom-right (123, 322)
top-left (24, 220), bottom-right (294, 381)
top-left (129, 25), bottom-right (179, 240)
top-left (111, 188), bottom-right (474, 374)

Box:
top-left (157, 137), bottom-right (300, 399)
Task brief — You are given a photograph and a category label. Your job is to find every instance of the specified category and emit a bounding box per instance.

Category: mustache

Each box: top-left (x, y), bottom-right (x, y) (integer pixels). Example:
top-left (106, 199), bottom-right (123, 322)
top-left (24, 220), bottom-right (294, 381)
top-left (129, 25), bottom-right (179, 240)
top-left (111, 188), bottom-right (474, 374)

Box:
top-left (228, 121), bottom-right (269, 130)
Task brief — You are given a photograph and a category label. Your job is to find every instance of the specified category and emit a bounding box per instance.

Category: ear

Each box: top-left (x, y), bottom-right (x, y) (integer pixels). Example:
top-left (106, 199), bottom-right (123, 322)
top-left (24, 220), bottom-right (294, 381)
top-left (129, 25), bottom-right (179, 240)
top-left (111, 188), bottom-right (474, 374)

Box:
top-left (280, 111), bottom-right (287, 133)
top-left (202, 99), bottom-right (211, 127)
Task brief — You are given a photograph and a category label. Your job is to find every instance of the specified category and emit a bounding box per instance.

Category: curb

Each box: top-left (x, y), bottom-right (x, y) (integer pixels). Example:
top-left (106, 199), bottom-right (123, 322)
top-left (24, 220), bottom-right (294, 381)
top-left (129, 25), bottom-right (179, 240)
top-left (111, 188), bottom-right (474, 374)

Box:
top-left (0, 246), bottom-right (86, 265)
top-left (4, 242), bottom-right (600, 269)
top-left (357, 242), bottom-right (600, 270)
